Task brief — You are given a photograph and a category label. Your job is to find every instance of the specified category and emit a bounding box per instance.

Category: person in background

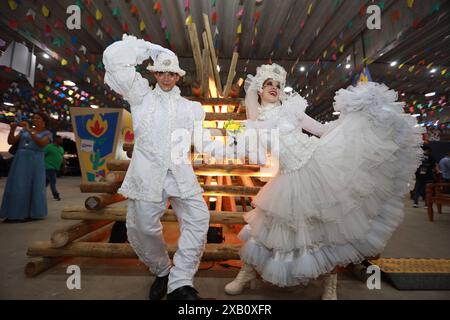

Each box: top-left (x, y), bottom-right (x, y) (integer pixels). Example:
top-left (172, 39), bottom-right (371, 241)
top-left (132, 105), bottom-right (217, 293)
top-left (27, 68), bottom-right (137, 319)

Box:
top-left (439, 151), bottom-right (450, 182)
top-left (413, 145), bottom-right (437, 208)
top-left (44, 135), bottom-right (64, 201)
top-left (0, 113), bottom-right (52, 222)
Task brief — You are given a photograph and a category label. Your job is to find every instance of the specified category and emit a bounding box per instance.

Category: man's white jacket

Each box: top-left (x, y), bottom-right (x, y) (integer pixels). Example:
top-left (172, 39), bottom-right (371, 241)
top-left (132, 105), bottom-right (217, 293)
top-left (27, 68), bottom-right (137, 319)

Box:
top-left (103, 36), bottom-right (224, 202)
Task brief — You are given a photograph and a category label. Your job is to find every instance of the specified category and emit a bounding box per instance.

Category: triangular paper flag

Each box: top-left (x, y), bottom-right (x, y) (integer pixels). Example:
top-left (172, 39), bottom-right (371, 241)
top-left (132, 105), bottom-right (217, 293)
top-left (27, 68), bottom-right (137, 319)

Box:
top-left (185, 15), bottom-right (192, 25)
top-left (42, 5), bottom-right (50, 17)
top-left (237, 23), bottom-right (242, 34)
top-left (61, 59), bottom-right (68, 66)
top-left (95, 9), bottom-right (102, 21)
top-left (140, 20), bottom-right (146, 31)
top-left (79, 45), bottom-right (87, 54)
top-left (8, 0), bottom-right (18, 10)
top-left (26, 8), bottom-right (36, 20)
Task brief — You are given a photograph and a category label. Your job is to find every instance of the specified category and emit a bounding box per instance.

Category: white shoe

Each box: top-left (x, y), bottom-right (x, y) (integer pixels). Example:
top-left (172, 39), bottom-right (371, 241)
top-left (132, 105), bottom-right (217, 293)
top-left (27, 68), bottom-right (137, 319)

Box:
top-left (321, 273), bottom-right (338, 300)
top-left (224, 264), bottom-right (257, 295)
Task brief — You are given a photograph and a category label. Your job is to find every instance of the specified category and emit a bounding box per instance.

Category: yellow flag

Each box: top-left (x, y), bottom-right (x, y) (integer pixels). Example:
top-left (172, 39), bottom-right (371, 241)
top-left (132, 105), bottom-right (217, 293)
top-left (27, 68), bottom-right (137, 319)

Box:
top-left (38, 93), bottom-right (43, 99)
top-left (408, 65), bottom-right (415, 72)
top-left (96, 9), bottom-right (102, 20)
top-left (323, 50), bottom-right (327, 58)
top-left (427, 63), bottom-right (433, 69)
top-left (442, 69), bottom-right (447, 75)
top-left (398, 63), bottom-right (404, 69)
top-left (237, 23), bottom-right (242, 34)
top-left (407, 0), bottom-right (414, 8)
top-left (8, 0), bottom-right (18, 10)
top-left (254, 27), bottom-right (258, 36)
top-left (185, 15), bottom-right (193, 25)
top-left (42, 5), bottom-right (50, 17)
top-left (61, 59), bottom-right (68, 66)
top-left (339, 44), bottom-right (344, 53)
top-left (307, 3), bottom-right (313, 15)
top-left (140, 20), bottom-right (146, 31)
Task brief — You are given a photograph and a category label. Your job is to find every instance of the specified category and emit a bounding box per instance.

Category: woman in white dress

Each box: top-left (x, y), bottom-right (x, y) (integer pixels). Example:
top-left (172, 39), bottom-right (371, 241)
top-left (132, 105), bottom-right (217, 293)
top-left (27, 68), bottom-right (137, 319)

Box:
top-left (224, 64), bottom-right (424, 299)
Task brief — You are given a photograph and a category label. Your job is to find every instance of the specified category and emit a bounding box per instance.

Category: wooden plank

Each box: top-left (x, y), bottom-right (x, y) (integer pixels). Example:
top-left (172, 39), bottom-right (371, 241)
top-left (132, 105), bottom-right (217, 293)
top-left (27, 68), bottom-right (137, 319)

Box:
top-left (201, 47), bottom-right (210, 97)
top-left (203, 13), bottom-right (223, 96)
top-left (61, 207), bottom-right (246, 224)
top-left (187, 23), bottom-right (203, 83)
top-left (204, 113), bottom-right (246, 121)
top-left (223, 52), bottom-right (239, 98)
top-left (186, 97), bottom-right (244, 106)
top-left (79, 183), bottom-right (260, 197)
top-left (27, 242), bottom-right (241, 261)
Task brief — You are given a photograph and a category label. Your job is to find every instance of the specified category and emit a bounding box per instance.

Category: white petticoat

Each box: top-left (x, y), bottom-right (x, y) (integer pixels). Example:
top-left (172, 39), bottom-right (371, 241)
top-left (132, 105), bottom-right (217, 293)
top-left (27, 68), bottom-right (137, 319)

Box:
top-left (239, 82), bottom-right (424, 287)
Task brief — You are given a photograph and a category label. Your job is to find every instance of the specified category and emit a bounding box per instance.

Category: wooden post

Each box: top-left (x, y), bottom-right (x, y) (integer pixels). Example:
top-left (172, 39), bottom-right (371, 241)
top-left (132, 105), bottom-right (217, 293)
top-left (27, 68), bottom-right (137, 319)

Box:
top-left (80, 182), bottom-right (259, 197)
top-left (105, 171), bottom-right (127, 184)
top-left (203, 13), bottom-right (223, 96)
top-left (223, 52), bottom-right (239, 98)
top-left (187, 23), bottom-right (203, 83)
top-left (50, 220), bottom-right (111, 248)
top-left (106, 160), bottom-right (130, 171)
top-left (25, 223), bottom-right (114, 277)
top-left (61, 207), bottom-right (246, 224)
top-left (27, 242), bottom-right (241, 261)
top-left (201, 48), bottom-right (210, 97)
top-left (85, 193), bottom-right (127, 210)
top-left (80, 183), bottom-right (120, 194)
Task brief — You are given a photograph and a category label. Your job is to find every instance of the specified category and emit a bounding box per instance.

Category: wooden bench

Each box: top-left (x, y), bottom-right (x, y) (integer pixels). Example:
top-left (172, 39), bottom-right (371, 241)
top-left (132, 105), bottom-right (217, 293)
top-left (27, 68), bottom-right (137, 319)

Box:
top-left (426, 182), bottom-right (450, 221)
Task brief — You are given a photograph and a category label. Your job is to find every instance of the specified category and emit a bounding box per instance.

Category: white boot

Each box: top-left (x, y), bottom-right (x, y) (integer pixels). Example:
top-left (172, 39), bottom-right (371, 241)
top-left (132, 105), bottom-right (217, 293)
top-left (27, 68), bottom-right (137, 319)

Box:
top-left (321, 273), bottom-right (338, 300)
top-left (224, 264), bottom-right (257, 295)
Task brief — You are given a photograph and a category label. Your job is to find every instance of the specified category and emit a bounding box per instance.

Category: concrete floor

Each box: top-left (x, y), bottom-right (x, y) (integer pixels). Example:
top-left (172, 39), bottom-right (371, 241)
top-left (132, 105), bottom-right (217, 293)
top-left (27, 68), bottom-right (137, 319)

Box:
top-left (1, 176), bottom-right (450, 300)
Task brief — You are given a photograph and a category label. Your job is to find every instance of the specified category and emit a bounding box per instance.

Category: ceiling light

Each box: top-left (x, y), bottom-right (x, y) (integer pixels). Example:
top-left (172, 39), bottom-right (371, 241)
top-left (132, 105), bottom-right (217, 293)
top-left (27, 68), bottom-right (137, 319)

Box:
top-left (425, 92), bottom-right (436, 97)
top-left (345, 64), bottom-right (351, 69)
top-left (216, 65), bottom-right (221, 72)
top-left (411, 114), bottom-right (420, 117)
top-left (332, 111), bottom-right (341, 115)
top-left (300, 66), bottom-right (305, 72)
top-left (430, 68), bottom-right (437, 73)
top-left (90, 104), bottom-right (99, 109)
top-left (3, 102), bottom-right (14, 106)
top-left (284, 86), bottom-right (293, 93)
top-left (42, 53), bottom-right (50, 59)
top-left (390, 61), bottom-right (397, 67)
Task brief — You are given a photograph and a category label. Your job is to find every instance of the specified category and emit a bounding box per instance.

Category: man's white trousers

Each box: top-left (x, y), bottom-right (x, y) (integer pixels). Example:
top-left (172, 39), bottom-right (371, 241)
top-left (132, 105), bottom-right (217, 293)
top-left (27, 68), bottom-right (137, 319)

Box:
top-left (126, 170), bottom-right (210, 293)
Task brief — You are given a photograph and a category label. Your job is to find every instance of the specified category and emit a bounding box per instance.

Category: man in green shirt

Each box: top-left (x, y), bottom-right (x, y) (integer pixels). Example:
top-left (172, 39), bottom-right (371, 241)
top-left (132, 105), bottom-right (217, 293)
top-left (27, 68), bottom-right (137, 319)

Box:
top-left (44, 136), bottom-right (64, 201)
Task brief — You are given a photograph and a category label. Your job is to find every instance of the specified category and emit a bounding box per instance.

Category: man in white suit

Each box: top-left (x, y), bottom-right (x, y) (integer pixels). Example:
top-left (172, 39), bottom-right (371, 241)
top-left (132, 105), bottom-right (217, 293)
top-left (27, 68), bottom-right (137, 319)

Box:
top-left (103, 34), bottom-right (226, 300)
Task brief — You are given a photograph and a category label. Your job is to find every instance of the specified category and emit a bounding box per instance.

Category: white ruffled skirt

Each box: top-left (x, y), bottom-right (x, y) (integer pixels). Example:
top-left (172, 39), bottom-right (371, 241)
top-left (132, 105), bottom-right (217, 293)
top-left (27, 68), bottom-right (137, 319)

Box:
top-left (239, 83), bottom-right (424, 287)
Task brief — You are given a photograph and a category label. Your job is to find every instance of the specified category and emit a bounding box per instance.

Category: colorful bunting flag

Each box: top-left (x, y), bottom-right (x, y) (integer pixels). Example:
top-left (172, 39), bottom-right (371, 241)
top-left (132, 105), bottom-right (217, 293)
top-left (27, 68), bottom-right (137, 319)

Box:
top-left (95, 9), bottom-right (102, 20)
top-left (8, 0), bottom-right (18, 10)
top-left (42, 5), bottom-right (50, 17)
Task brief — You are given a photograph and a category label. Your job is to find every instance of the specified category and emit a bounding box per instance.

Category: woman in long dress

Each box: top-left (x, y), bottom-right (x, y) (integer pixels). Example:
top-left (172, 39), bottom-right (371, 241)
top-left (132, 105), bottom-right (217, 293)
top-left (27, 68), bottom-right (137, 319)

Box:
top-left (224, 64), bottom-right (423, 299)
top-left (0, 113), bottom-right (52, 222)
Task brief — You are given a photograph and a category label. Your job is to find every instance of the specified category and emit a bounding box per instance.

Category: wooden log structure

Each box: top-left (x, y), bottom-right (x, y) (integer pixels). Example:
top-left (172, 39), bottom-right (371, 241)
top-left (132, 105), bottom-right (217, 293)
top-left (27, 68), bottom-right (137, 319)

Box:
top-left (25, 223), bottom-right (114, 277)
top-left (187, 98), bottom-right (244, 106)
top-left (27, 242), bottom-right (241, 261)
top-left (50, 220), bottom-right (111, 248)
top-left (204, 112), bottom-right (246, 121)
top-left (105, 171), bottom-right (127, 184)
top-left (107, 161), bottom-right (263, 177)
top-left (61, 207), bottom-right (246, 224)
top-left (80, 182), bottom-right (260, 197)
top-left (223, 52), bottom-right (239, 98)
top-left (203, 185), bottom-right (260, 197)
top-left (80, 182), bottom-right (121, 194)
top-left (203, 13), bottom-right (223, 96)
top-left (187, 23), bottom-right (203, 83)
top-left (84, 193), bottom-right (127, 210)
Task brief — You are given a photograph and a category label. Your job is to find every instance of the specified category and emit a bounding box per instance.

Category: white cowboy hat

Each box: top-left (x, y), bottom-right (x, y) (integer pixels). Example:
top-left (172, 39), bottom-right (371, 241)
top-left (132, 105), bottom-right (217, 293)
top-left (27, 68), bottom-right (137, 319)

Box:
top-left (147, 51), bottom-right (186, 77)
